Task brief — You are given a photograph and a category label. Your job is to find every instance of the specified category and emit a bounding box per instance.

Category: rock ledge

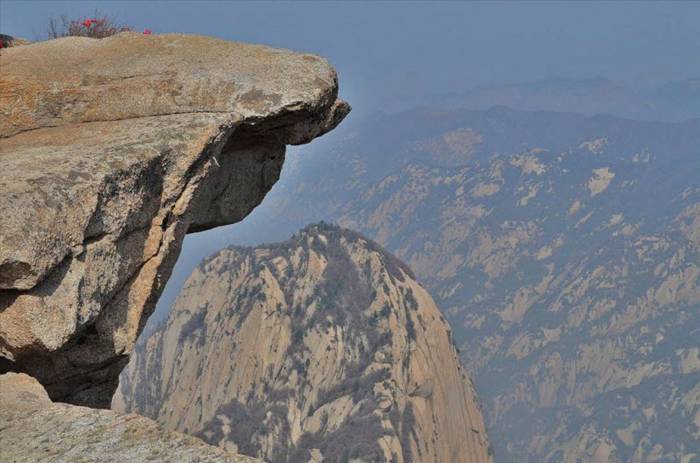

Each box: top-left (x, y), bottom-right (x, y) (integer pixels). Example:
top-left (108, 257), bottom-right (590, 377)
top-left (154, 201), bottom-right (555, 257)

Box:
top-left (0, 32), bottom-right (349, 406)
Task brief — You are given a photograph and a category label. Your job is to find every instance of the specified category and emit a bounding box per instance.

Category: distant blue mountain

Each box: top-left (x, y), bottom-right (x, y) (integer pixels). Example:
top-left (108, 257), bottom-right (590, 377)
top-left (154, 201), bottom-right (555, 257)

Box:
top-left (423, 77), bottom-right (700, 122)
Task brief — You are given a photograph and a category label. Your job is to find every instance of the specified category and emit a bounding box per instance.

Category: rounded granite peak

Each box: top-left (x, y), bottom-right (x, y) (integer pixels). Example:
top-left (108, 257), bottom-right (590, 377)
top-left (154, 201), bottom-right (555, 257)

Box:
top-left (117, 223), bottom-right (493, 463)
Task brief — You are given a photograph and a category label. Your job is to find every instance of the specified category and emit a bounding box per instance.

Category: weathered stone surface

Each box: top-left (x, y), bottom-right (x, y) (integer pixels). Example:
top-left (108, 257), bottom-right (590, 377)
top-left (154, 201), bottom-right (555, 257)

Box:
top-left (0, 32), bottom-right (349, 407)
top-left (116, 224), bottom-right (493, 463)
top-left (0, 372), bottom-right (262, 462)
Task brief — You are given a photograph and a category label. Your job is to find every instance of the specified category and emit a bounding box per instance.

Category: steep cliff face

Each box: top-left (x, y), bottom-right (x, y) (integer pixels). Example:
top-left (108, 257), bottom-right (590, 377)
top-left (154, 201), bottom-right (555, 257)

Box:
top-left (0, 32), bottom-right (349, 407)
top-left (205, 108), bottom-right (700, 462)
top-left (116, 224), bottom-right (493, 463)
top-left (0, 372), bottom-right (261, 463)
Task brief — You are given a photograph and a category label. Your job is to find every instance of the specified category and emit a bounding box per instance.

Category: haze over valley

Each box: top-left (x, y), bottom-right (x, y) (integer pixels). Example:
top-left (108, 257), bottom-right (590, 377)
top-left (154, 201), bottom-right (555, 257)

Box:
top-left (1, 2), bottom-right (699, 462)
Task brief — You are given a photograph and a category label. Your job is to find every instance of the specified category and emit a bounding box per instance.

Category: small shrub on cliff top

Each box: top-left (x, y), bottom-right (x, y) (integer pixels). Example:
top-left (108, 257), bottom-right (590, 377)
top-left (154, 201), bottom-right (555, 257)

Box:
top-left (47, 13), bottom-right (151, 39)
top-left (0, 34), bottom-right (31, 49)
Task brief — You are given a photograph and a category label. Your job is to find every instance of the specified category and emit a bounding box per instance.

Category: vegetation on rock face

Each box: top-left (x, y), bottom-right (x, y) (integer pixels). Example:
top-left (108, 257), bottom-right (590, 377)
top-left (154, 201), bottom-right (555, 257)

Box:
top-left (116, 223), bottom-right (493, 463)
top-left (48, 13), bottom-right (132, 38)
top-left (47, 13), bottom-right (152, 39)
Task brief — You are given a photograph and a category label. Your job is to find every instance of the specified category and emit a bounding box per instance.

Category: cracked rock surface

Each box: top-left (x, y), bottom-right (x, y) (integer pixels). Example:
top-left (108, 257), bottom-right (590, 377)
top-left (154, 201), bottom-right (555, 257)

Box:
top-left (0, 372), bottom-right (262, 462)
top-left (0, 32), bottom-right (349, 407)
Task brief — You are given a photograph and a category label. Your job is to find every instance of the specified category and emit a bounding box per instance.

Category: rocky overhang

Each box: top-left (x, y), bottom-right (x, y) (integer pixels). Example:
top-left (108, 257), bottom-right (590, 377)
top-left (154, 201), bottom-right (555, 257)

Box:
top-left (0, 32), bottom-right (349, 407)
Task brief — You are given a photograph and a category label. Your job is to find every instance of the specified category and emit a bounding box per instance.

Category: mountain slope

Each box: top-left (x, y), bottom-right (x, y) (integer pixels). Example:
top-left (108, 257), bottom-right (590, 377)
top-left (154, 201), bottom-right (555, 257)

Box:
top-left (115, 223), bottom-right (493, 463)
top-left (194, 107), bottom-right (700, 462)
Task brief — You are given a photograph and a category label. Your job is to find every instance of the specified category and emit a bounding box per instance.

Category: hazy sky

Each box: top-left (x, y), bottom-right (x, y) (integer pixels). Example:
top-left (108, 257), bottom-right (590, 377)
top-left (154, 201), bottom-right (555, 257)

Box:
top-left (2, 1), bottom-right (700, 116)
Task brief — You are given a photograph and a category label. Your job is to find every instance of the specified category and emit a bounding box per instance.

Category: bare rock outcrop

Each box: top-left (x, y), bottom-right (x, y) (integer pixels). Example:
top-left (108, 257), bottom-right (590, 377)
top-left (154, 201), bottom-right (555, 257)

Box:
top-left (0, 32), bottom-right (349, 407)
top-left (116, 224), bottom-right (493, 463)
top-left (0, 372), bottom-right (262, 462)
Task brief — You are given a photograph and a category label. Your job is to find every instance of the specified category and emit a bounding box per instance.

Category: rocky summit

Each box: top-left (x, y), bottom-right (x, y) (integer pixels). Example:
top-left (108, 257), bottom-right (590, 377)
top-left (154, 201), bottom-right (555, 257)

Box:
top-left (115, 223), bottom-right (493, 463)
top-left (0, 32), bottom-right (349, 408)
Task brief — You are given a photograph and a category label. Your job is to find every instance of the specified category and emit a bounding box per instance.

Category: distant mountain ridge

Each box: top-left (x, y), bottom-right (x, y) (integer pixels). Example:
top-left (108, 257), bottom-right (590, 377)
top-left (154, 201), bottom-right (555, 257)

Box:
top-left (174, 106), bottom-right (700, 462)
top-left (424, 77), bottom-right (700, 122)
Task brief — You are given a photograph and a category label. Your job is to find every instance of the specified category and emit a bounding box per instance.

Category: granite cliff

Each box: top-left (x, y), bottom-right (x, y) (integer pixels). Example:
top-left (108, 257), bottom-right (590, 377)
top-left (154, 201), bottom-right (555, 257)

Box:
top-left (116, 224), bottom-right (493, 463)
top-left (0, 32), bottom-right (349, 409)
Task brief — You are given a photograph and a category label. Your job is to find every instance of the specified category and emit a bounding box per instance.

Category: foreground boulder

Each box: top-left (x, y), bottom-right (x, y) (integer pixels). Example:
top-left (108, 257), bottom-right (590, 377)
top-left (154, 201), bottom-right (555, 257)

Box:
top-left (0, 32), bottom-right (349, 407)
top-left (0, 372), bottom-right (262, 462)
top-left (115, 224), bottom-right (493, 463)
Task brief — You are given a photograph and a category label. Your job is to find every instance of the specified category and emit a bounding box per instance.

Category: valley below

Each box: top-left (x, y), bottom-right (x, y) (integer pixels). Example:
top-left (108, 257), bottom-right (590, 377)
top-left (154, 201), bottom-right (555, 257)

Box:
top-left (162, 107), bottom-right (700, 462)
top-left (2, 7), bottom-right (699, 462)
